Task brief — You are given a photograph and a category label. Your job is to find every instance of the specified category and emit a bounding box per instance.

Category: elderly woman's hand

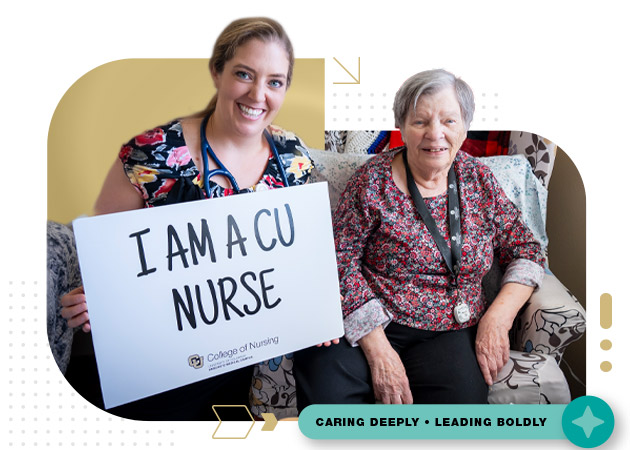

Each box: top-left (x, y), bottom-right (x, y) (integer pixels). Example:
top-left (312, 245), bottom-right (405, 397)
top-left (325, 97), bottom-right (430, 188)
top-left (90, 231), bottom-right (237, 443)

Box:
top-left (475, 312), bottom-right (511, 385)
top-left (60, 286), bottom-right (91, 333)
top-left (475, 282), bottom-right (535, 385)
top-left (359, 326), bottom-right (413, 404)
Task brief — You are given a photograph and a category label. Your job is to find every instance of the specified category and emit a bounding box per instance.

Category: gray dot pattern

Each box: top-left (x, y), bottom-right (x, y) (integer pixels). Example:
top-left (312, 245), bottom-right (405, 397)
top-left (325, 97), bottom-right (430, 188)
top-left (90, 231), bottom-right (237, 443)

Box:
top-left (4, 279), bottom-right (179, 447)
top-left (478, 92), bottom-right (501, 124)
top-left (327, 90), bottom-right (394, 128)
top-left (326, 90), bottom-right (501, 129)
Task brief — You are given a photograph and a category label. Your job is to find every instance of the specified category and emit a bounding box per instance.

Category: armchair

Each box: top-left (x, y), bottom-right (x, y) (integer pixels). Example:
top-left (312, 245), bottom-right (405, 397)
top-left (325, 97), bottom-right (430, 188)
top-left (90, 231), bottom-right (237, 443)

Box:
top-left (313, 129), bottom-right (585, 406)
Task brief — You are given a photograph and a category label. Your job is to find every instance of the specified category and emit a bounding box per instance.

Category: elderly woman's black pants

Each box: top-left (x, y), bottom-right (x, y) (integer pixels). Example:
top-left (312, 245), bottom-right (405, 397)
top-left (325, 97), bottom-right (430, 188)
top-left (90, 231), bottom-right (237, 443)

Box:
top-left (293, 323), bottom-right (488, 410)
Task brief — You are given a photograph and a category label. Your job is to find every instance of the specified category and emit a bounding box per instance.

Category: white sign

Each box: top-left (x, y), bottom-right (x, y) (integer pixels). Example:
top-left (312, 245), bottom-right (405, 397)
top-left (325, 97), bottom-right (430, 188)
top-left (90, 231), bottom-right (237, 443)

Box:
top-left (73, 182), bottom-right (343, 409)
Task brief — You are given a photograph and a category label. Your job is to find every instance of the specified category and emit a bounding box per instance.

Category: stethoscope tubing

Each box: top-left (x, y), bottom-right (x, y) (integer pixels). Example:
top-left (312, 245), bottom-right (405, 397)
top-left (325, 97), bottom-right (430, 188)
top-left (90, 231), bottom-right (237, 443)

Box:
top-left (200, 114), bottom-right (290, 197)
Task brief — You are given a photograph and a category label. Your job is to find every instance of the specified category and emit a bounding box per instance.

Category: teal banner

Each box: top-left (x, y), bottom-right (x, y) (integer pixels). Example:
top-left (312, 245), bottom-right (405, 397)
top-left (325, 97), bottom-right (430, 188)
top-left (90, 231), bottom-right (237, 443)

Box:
top-left (299, 404), bottom-right (566, 440)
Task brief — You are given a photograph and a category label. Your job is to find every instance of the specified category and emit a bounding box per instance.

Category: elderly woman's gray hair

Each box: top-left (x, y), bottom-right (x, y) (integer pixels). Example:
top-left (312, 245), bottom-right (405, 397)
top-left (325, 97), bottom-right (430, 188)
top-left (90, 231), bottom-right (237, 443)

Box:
top-left (393, 69), bottom-right (475, 129)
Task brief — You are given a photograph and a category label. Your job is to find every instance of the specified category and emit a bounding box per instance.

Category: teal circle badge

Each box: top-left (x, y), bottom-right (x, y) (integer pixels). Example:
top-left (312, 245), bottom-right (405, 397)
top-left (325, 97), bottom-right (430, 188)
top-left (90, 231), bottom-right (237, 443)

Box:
top-left (562, 396), bottom-right (614, 448)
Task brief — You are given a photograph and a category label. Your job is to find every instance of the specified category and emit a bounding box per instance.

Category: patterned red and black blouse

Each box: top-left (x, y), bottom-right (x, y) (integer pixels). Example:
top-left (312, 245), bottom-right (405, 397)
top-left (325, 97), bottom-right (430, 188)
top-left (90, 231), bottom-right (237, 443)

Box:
top-left (335, 148), bottom-right (545, 345)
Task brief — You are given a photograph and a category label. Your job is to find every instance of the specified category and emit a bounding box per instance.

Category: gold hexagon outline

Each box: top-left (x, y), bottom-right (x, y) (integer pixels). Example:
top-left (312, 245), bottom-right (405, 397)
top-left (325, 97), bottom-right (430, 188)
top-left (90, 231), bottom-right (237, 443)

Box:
top-left (211, 405), bottom-right (255, 439)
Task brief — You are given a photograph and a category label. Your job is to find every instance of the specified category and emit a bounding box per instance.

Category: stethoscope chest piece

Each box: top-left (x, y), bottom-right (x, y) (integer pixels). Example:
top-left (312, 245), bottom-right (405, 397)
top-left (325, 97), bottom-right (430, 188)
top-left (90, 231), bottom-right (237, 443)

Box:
top-left (199, 114), bottom-right (289, 197)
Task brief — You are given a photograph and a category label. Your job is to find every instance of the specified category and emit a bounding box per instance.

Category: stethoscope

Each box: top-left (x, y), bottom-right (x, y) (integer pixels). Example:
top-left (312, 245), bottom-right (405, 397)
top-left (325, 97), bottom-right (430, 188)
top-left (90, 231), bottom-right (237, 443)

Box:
top-left (200, 114), bottom-right (290, 197)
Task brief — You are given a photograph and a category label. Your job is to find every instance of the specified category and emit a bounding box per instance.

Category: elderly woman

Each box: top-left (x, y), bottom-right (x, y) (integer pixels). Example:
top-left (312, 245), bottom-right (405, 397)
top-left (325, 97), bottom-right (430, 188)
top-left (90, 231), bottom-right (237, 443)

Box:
top-left (59, 17), bottom-right (315, 420)
top-left (294, 69), bottom-right (545, 406)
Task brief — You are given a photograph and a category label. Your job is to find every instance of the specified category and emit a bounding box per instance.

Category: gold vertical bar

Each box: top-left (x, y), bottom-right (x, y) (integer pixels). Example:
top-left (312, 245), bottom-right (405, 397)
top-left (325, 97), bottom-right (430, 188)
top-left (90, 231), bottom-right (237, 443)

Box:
top-left (600, 293), bottom-right (612, 329)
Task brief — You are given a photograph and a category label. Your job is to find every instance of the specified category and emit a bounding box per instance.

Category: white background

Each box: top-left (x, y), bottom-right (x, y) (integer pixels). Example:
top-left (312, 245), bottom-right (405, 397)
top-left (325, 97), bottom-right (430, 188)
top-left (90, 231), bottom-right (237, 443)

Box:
top-left (2, 0), bottom-right (628, 448)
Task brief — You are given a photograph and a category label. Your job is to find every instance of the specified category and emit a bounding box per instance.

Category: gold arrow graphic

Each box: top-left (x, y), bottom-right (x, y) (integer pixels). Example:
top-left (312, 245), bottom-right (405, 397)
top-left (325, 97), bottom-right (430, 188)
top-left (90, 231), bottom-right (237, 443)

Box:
top-left (261, 413), bottom-right (278, 431)
top-left (333, 57), bottom-right (360, 84)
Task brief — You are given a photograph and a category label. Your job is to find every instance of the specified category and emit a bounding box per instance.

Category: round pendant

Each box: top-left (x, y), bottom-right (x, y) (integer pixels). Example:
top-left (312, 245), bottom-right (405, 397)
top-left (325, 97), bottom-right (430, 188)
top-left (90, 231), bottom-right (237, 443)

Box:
top-left (453, 301), bottom-right (471, 324)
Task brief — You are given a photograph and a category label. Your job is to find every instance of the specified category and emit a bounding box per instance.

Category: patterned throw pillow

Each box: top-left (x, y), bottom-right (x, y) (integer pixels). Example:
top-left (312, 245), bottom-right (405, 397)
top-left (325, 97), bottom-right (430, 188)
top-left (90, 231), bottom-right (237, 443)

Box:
top-left (508, 131), bottom-right (557, 188)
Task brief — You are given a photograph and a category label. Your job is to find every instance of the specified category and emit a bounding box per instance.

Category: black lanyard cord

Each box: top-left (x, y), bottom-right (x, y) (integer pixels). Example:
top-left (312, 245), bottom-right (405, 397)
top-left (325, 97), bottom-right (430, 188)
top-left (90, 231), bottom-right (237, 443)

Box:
top-left (403, 149), bottom-right (462, 281)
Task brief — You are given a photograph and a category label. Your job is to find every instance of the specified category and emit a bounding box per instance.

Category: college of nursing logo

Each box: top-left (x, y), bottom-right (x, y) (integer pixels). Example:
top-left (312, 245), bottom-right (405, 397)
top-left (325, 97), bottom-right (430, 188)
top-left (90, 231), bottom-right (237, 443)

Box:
top-left (188, 354), bottom-right (204, 369)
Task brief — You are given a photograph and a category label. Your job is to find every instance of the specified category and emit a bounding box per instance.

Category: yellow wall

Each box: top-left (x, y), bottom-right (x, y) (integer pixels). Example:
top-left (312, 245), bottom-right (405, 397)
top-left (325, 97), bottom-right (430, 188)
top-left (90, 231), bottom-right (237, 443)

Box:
top-left (48, 59), bottom-right (325, 223)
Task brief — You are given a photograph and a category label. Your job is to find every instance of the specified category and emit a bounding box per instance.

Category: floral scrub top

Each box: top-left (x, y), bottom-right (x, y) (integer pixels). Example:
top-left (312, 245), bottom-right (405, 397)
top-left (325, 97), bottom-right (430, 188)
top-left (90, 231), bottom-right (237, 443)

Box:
top-left (335, 148), bottom-right (545, 346)
top-left (119, 120), bottom-right (313, 205)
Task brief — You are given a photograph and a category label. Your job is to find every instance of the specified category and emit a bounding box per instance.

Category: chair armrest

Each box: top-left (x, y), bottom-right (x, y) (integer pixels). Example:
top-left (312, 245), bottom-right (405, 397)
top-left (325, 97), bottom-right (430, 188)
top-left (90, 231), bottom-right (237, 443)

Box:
top-left (47, 221), bottom-right (83, 374)
top-left (510, 272), bottom-right (585, 363)
top-left (489, 351), bottom-right (571, 404)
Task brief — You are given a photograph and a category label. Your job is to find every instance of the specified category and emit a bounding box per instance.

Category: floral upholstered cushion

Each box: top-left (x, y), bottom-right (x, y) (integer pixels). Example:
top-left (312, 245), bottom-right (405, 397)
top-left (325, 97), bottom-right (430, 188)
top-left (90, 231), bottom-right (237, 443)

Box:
top-left (251, 355), bottom-right (297, 419)
top-left (488, 351), bottom-right (570, 404)
top-left (511, 273), bottom-right (586, 364)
